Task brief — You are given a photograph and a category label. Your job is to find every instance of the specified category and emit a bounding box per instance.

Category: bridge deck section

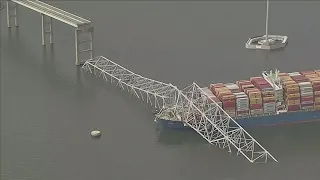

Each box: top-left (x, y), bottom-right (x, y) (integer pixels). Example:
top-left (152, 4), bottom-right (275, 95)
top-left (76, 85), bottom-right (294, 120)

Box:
top-left (12, 0), bottom-right (90, 27)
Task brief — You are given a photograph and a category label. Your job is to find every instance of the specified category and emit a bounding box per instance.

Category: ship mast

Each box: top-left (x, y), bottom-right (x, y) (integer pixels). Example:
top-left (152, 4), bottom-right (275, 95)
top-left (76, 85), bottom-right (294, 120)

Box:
top-left (245, 0), bottom-right (288, 50)
top-left (265, 0), bottom-right (269, 43)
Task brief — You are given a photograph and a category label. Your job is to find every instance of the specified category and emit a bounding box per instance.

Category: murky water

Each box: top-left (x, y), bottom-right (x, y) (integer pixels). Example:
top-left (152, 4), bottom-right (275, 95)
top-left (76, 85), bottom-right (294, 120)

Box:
top-left (2, 1), bottom-right (320, 180)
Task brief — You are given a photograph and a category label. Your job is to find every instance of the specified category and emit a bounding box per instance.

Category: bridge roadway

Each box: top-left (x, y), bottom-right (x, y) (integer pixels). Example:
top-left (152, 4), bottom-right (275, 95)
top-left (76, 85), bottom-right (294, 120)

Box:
top-left (11, 0), bottom-right (91, 27)
top-left (82, 56), bottom-right (278, 163)
top-left (5, 0), bottom-right (93, 65)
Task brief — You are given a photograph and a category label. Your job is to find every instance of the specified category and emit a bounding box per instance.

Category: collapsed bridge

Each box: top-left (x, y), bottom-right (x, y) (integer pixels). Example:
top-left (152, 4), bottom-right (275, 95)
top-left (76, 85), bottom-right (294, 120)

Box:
top-left (82, 56), bottom-right (278, 163)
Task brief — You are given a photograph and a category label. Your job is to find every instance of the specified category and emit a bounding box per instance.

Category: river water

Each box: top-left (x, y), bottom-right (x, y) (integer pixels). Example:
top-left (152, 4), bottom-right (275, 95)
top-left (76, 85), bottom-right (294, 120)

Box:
top-left (1, 1), bottom-right (320, 180)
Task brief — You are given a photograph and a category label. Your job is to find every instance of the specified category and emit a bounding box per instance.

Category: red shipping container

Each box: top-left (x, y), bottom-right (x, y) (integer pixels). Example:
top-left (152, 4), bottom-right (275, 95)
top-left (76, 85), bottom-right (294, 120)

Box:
top-left (237, 110), bottom-right (249, 114)
top-left (314, 80), bottom-right (320, 84)
top-left (210, 83), bottom-right (224, 87)
top-left (250, 104), bottom-right (263, 109)
top-left (261, 82), bottom-right (272, 86)
top-left (253, 81), bottom-right (267, 85)
top-left (252, 78), bottom-right (267, 82)
top-left (287, 105), bottom-right (301, 111)
top-left (301, 96), bottom-right (314, 102)
top-left (223, 100), bottom-right (236, 108)
top-left (224, 107), bottom-right (236, 111)
top-left (295, 80), bottom-right (309, 83)
top-left (292, 76), bottom-right (308, 80)
top-left (312, 81), bottom-right (320, 85)
top-left (298, 77), bottom-right (310, 80)
top-left (250, 77), bottom-right (264, 81)
top-left (300, 71), bottom-right (315, 75)
top-left (292, 77), bottom-right (306, 80)
top-left (301, 103), bottom-right (314, 107)
top-left (313, 85), bottom-right (320, 91)
top-left (291, 75), bottom-right (305, 78)
top-left (237, 80), bottom-right (251, 86)
top-left (253, 81), bottom-right (269, 86)
top-left (258, 84), bottom-right (272, 89)
top-left (209, 87), bottom-right (216, 94)
top-left (263, 99), bottom-right (276, 103)
top-left (210, 84), bottom-right (224, 93)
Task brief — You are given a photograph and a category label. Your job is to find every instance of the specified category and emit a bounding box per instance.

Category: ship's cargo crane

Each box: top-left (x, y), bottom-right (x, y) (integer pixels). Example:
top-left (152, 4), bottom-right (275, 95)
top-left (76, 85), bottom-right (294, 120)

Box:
top-left (263, 69), bottom-right (285, 111)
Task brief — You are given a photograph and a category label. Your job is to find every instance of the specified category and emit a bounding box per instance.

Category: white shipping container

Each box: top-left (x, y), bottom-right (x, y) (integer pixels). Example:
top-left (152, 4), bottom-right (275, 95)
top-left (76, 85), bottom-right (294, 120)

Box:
top-left (298, 82), bottom-right (312, 86)
top-left (288, 72), bottom-right (301, 76)
top-left (299, 86), bottom-right (313, 90)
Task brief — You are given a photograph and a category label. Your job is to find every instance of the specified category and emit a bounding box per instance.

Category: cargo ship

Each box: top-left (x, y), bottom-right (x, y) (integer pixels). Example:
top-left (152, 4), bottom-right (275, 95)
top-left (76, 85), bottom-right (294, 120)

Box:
top-left (155, 69), bottom-right (320, 130)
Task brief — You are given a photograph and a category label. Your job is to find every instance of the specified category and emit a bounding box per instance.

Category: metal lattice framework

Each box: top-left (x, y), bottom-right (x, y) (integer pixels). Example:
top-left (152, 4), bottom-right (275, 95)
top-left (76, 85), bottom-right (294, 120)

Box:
top-left (82, 56), bottom-right (278, 163)
top-left (82, 56), bottom-right (178, 108)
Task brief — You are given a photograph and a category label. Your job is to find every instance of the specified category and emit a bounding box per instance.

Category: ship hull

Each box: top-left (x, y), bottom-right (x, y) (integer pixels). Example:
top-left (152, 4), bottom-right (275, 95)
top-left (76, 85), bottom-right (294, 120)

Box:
top-left (155, 110), bottom-right (320, 130)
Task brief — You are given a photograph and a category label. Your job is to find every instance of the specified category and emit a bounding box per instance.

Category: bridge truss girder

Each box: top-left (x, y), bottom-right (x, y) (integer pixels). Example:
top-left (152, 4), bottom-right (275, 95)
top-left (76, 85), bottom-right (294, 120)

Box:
top-left (166, 83), bottom-right (278, 163)
top-left (82, 56), bottom-right (278, 163)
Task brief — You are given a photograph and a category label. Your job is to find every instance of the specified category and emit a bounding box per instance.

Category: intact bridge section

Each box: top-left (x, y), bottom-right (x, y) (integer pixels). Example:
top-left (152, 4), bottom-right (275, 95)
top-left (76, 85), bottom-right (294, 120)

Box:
top-left (82, 56), bottom-right (278, 163)
top-left (5, 0), bottom-right (93, 65)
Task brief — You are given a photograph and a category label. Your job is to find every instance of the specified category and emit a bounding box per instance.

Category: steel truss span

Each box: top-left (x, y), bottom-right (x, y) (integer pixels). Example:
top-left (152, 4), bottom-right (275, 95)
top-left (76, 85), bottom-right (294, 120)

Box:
top-left (82, 56), bottom-right (178, 108)
top-left (82, 56), bottom-right (278, 163)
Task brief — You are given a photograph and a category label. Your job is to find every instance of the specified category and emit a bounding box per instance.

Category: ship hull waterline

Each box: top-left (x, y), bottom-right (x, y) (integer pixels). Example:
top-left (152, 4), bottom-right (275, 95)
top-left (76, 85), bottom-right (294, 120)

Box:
top-left (155, 110), bottom-right (320, 131)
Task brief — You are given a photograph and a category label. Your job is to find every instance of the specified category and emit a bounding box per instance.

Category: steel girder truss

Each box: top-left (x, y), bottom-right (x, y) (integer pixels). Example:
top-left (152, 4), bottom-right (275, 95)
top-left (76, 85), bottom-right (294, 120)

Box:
top-left (169, 83), bottom-right (278, 163)
top-left (82, 56), bottom-right (278, 163)
top-left (82, 56), bottom-right (178, 108)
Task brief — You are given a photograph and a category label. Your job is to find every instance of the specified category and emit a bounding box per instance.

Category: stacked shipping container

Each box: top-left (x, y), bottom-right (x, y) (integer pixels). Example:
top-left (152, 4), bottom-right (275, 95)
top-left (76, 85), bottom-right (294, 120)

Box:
top-left (297, 71), bottom-right (315, 110)
top-left (301, 71), bottom-right (320, 110)
top-left (313, 71), bottom-right (320, 109)
top-left (280, 73), bottom-right (301, 111)
top-left (289, 72), bottom-right (314, 110)
top-left (200, 69), bottom-right (320, 120)
top-left (210, 83), bottom-right (236, 117)
top-left (236, 80), bottom-right (264, 116)
top-left (201, 87), bottom-right (223, 107)
top-left (234, 92), bottom-right (250, 118)
top-left (250, 77), bottom-right (276, 114)
top-left (226, 83), bottom-right (251, 118)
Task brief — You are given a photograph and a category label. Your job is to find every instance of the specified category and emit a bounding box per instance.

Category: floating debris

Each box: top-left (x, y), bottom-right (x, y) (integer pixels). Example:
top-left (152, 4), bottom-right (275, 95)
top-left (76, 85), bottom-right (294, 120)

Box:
top-left (91, 130), bottom-right (101, 138)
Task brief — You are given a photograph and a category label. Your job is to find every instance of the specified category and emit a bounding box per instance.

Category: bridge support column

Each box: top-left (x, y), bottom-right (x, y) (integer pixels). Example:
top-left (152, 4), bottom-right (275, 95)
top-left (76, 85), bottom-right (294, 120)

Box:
top-left (41, 13), bottom-right (54, 46)
top-left (75, 25), bottom-right (94, 65)
top-left (6, 0), bottom-right (18, 28)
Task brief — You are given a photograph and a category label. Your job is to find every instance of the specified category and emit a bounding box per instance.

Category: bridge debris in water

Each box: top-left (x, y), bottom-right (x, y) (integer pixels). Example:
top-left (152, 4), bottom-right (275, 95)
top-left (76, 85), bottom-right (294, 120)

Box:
top-left (82, 56), bottom-right (278, 163)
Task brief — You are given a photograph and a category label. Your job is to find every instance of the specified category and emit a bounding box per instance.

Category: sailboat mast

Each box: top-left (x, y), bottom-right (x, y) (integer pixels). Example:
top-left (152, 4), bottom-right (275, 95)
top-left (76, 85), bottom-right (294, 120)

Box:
top-left (265, 0), bottom-right (269, 41)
